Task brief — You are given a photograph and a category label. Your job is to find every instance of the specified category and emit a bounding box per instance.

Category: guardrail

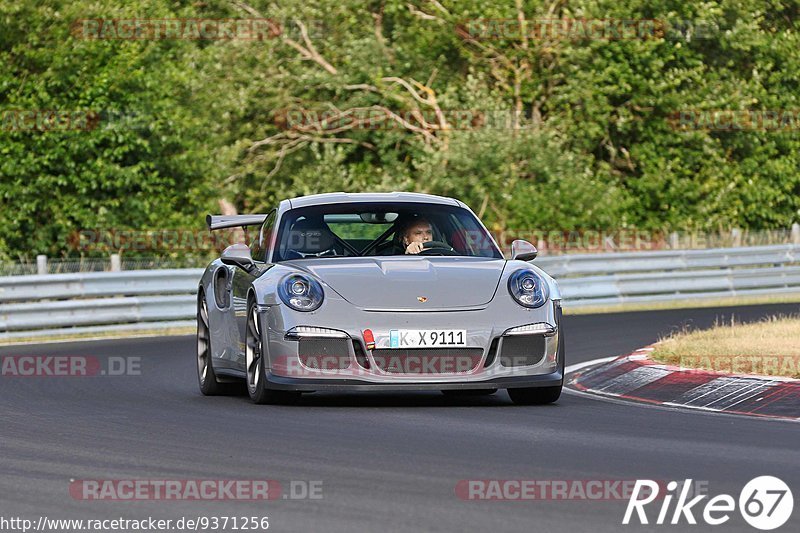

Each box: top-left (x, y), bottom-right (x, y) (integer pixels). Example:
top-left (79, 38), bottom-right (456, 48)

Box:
top-left (0, 270), bottom-right (203, 340)
top-left (1, 245), bottom-right (799, 341)
top-left (537, 244), bottom-right (800, 306)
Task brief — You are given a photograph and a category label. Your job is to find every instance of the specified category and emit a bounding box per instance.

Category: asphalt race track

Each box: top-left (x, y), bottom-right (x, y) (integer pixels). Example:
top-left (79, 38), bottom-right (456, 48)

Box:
top-left (2, 304), bottom-right (799, 533)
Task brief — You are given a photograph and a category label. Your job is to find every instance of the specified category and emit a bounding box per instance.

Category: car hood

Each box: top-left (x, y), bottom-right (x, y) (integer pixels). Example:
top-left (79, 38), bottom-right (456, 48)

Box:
top-left (284, 257), bottom-right (507, 310)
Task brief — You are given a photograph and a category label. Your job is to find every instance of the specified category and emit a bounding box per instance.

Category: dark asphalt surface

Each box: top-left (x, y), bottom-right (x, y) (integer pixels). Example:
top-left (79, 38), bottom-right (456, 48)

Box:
top-left (1, 303), bottom-right (799, 533)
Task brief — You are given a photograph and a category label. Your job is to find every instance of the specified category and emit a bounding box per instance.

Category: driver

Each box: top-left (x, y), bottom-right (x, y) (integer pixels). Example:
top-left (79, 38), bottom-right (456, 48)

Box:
top-left (402, 218), bottom-right (434, 254)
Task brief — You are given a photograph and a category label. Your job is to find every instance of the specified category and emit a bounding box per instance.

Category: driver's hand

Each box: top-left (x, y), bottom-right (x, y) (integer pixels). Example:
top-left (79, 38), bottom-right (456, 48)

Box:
top-left (405, 241), bottom-right (425, 254)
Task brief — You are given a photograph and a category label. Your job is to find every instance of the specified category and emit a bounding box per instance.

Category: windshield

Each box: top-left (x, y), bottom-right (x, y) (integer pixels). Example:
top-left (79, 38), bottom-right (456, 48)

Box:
top-left (273, 202), bottom-right (502, 261)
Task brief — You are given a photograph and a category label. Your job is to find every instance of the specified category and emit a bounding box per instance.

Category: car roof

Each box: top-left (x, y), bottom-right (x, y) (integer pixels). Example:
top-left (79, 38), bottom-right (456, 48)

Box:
top-left (287, 192), bottom-right (461, 209)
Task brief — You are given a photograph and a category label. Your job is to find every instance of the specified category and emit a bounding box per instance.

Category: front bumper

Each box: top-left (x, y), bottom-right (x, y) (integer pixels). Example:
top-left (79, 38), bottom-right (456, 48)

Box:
top-left (263, 368), bottom-right (563, 392)
top-left (261, 297), bottom-right (564, 390)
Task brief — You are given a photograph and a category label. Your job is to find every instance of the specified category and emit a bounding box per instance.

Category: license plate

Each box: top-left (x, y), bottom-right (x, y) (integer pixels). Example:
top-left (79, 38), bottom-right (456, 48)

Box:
top-left (389, 329), bottom-right (467, 348)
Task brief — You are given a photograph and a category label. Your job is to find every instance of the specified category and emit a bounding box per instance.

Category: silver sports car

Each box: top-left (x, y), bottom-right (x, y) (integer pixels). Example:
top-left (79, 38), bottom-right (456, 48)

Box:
top-left (196, 192), bottom-right (564, 405)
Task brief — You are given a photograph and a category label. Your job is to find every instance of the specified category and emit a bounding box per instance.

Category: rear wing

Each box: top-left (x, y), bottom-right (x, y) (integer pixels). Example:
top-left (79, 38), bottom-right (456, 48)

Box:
top-left (206, 214), bottom-right (268, 231)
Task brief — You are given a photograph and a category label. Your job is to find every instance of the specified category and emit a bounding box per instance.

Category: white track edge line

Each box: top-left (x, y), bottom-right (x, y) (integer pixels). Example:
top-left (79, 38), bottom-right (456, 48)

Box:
top-left (564, 356), bottom-right (619, 375)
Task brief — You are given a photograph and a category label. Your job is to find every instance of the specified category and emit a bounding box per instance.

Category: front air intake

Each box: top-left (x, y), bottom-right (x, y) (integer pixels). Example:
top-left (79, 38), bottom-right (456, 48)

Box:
top-left (499, 335), bottom-right (547, 367)
top-left (297, 338), bottom-right (351, 370)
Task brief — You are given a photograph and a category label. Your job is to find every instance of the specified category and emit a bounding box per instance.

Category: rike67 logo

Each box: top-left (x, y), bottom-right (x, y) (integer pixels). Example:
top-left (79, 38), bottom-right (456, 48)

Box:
top-left (624, 476), bottom-right (793, 530)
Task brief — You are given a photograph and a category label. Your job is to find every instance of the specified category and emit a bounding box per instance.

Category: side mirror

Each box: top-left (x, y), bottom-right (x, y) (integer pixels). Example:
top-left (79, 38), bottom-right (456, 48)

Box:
top-left (221, 243), bottom-right (255, 271)
top-left (511, 239), bottom-right (538, 261)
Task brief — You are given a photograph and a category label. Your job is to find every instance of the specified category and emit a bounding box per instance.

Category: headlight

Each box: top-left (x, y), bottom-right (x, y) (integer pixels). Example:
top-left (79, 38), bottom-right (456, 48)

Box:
top-left (507, 269), bottom-right (548, 308)
top-left (278, 274), bottom-right (324, 312)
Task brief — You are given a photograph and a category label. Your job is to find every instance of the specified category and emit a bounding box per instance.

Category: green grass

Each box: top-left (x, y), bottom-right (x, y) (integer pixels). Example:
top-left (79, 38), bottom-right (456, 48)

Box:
top-left (650, 315), bottom-right (800, 378)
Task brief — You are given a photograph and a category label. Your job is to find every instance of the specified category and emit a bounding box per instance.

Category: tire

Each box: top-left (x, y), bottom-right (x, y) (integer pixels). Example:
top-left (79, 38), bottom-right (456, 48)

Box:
top-left (508, 308), bottom-right (565, 406)
top-left (197, 293), bottom-right (229, 395)
top-left (246, 301), bottom-right (299, 405)
top-left (441, 389), bottom-right (498, 396)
